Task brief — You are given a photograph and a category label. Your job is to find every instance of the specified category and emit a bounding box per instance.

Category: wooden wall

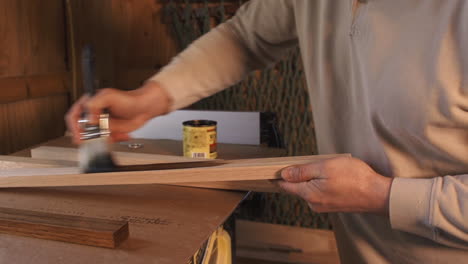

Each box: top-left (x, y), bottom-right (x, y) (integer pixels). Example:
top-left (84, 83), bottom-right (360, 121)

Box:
top-left (0, 0), bottom-right (69, 154)
top-left (0, 0), bottom-right (231, 154)
top-left (68, 0), bottom-right (242, 92)
top-left (69, 0), bottom-right (179, 92)
top-left (0, 0), bottom-right (180, 154)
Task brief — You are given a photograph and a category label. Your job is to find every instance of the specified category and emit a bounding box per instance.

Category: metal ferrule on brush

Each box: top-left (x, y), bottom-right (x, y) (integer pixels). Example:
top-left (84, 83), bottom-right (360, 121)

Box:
top-left (78, 113), bottom-right (111, 141)
top-left (78, 111), bottom-right (116, 173)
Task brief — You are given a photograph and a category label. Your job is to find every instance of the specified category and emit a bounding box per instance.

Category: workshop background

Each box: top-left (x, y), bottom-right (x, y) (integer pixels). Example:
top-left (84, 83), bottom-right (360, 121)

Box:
top-left (0, 0), bottom-right (328, 229)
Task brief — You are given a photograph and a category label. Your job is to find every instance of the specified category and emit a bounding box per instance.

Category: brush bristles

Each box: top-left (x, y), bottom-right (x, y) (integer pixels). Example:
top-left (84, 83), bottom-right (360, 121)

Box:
top-left (79, 138), bottom-right (117, 173)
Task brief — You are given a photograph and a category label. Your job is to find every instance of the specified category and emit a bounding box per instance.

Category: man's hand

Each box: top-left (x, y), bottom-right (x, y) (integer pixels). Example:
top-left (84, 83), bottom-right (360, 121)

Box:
top-left (279, 157), bottom-right (392, 215)
top-left (65, 81), bottom-right (172, 144)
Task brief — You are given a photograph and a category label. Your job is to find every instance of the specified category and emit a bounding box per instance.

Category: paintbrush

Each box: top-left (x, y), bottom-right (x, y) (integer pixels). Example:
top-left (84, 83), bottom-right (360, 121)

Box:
top-left (78, 45), bottom-right (117, 173)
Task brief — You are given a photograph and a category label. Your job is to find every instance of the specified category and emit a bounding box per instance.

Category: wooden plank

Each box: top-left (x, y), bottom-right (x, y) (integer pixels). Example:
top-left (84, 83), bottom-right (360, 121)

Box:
top-left (29, 146), bottom-right (342, 192)
top-left (0, 207), bottom-right (128, 248)
top-left (31, 146), bottom-right (205, 165)
top-left (0, 184), bottom-right (246, 263)
top-left (0, 104), bottom-right (12, 155)
top-left (0, 0), bottom-right (24, 78)
top-left (0, 154), bottom-right (347, 189)
top-left (31, 146), bottom-right (290, 166)
top-left (0, 155), bottom-right (76, 169)
top-left (36, 137), bottom-right (287, 160)
top-left (170, 180), bottom-right (282, 193)
top-left (22, 0), bottom-right (66, 75)
top-left (9, 149), bottom-right (282, 192)
top-left (0, 0), bottom-right (69, 155)
top-left (0, 77), bottom-right (28, 103)
top-left (236, 220), bottom-right (340, 264)
top-left (27, 74), bottom-right (68, 98)
top-left (20, 150), bottom-right (283, 192)
top-left (116, 68), bottom-right (158, 90)
top-left (70, 0), bottom-right (181, 94)
top-left (0, 137), bottom-right (259, 263)
top-left (0, 74), bottom-right (68, 102)
top-left (0, 95), bottom-right (68, 155)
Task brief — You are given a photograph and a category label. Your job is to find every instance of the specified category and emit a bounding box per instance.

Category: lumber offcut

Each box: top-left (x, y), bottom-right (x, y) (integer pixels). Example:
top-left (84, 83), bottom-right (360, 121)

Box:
top-left (0, 207), bottom-right (129, 248)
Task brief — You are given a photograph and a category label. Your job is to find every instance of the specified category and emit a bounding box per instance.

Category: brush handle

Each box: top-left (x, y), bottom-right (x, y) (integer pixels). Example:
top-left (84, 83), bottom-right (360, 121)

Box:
top-left (81, 45), bottom-right (96, 96)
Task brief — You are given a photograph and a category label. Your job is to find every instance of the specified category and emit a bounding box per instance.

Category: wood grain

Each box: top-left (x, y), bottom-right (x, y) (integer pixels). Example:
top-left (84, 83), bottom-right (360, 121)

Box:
top-left (0, 207), bottom-right (128, 248)
top-left (0, 0), bottom-right (69, 155)
top-left (0, 138), bottom-right (277, 263)
top-left (0, 154), bottom-right (347, 189)
top-left (0, 0), bottom-right (24, 78)
top-left (69, 0), bottom-right (179, 92)
top-left (39, 137), bottom-right (287, 160)
top-left (31, 146), bottom-right (205, 165)
top-left (22, 0), bottom-right (66, 76)
top-left (0, 96), bottom-right (68, 155)
top-left (169, 180), bottom-right (282, 193)
top-left (27, 74), bottom-right (68, 98)
top-left (7, 149), bottom-right (283, 192)
top-left (28, 145), bottom-right (343, 192)
top-left (0, 178), bottom-right (246, 264)
top-left (0, 155), bottom-right (76, 169)
top-left (0, 74), bottom-right (69, 103)
top-left (0, 77), bottom-right (28, 103)
top-left (0, 0), bottom-right (66, 78)
top-left (236, 220), bottom-right (339, 264)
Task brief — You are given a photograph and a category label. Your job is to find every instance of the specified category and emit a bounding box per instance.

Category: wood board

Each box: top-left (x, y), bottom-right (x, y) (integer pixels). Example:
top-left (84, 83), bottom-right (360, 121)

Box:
top-left (0, 136), bottom-right (268, 264)
top-left (3, 153), bottom-right (284, 192)
top-left (0, 155), bottom-right (77, 169)
top-left (31, 146), bottom-right (206, 165)
top-left (0, 154), bottom-right (347, 189)
top-left (0, 184), bottom-right (245, 264)
top-left (28, 146), bottom-right (347, 192)
top-left (236, 220), bottom-right (339, 264)
top-left (30, 136), bottom-right (286, 160)
top-left (0, 207), bottom-right (129, 248)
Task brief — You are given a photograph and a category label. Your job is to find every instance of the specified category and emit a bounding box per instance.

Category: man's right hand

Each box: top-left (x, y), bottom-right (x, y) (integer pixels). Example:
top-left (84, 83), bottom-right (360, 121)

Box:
top-left (65, 81), bottom-right (172, 144)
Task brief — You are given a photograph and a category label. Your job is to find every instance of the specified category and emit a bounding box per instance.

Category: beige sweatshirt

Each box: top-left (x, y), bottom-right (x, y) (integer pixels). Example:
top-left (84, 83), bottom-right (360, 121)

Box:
top-left (150, 1), bottom-right (468, 263)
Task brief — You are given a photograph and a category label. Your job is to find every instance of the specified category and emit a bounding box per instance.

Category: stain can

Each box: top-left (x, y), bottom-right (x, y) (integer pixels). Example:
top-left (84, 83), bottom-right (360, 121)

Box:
top-left (183, 120), bottom-right (217, 159)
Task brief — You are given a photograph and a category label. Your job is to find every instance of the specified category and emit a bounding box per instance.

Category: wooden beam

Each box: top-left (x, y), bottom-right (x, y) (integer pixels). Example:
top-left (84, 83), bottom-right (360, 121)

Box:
top-left (0, 154), bottom-right (348, 189)
top-left (0, 207), bottom-right (129, 248)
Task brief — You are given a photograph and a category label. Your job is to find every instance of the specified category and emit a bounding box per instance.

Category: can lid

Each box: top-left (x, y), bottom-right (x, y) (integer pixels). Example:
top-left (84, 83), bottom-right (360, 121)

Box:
top-left (183, 120), bottom-right (217, 127)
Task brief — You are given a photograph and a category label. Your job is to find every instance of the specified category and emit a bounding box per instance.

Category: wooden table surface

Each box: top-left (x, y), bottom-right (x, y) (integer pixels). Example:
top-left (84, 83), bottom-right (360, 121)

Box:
top-left (1, 137), bottom-right (285, 264)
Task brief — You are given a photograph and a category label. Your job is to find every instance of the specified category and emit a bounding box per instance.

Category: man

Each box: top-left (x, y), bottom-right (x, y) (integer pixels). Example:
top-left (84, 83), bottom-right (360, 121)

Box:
top-left (66, 1), bottom-right (468, 263)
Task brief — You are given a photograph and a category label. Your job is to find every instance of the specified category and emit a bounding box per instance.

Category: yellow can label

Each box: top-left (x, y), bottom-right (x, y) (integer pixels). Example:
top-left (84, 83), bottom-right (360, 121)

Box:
top-left (183, 125), bottom-right (217, 159)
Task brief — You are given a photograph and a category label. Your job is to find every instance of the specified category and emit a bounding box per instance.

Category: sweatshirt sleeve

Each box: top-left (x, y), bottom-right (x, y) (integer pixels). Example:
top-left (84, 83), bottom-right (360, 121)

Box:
top-left (148, 0), bottom-right (297, 110)
top-left (389, 175), bottom-right (468, 249)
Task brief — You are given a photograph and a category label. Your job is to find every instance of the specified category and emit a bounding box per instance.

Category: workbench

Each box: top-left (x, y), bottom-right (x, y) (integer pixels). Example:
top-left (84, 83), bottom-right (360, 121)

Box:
top-left (1, 136), bottom-right (284, 264)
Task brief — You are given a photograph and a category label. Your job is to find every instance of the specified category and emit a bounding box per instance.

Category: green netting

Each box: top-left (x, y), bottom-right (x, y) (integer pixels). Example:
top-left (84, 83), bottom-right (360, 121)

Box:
top-left (164, 0), bottom-right (330, 229)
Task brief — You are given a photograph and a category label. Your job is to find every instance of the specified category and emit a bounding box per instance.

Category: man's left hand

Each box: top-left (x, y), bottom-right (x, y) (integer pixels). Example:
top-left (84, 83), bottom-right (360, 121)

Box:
top-left (279, 157), bottom-right (393, 215)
